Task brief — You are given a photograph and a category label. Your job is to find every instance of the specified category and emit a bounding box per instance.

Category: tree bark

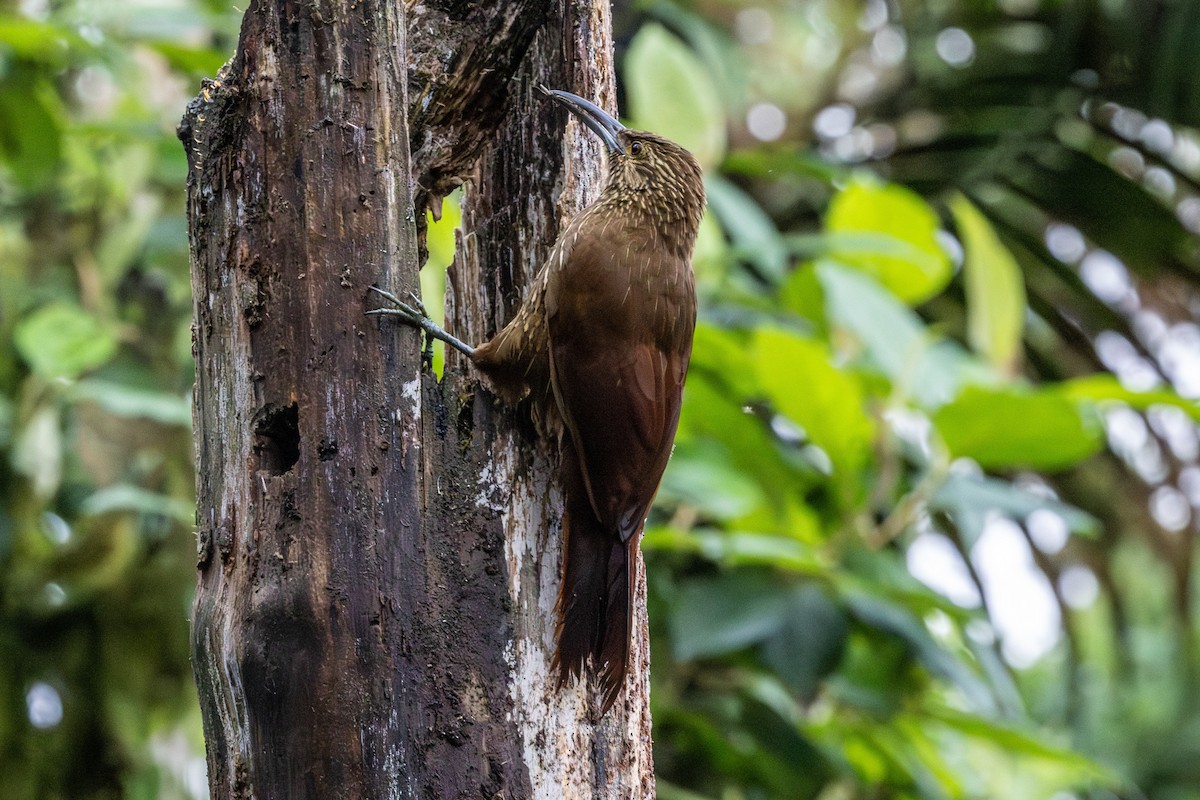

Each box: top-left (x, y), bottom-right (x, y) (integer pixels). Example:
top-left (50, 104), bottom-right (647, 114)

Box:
top-left (181, 0), bottom-right (653, 798)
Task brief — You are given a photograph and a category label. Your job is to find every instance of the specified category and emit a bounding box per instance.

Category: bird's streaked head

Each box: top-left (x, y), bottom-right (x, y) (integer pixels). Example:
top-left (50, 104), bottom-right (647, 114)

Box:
top-left (542, 88), bottom-right (705, 255)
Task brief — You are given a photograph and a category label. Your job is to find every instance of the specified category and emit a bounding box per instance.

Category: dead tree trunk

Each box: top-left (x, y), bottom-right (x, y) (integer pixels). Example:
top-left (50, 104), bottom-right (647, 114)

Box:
top-left (181, 0), bottom-right (653, 797)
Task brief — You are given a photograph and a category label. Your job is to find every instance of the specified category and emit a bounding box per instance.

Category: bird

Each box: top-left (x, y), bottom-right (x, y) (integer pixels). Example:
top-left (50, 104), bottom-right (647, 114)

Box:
top-left (369, 87), bottom-right (705, 712)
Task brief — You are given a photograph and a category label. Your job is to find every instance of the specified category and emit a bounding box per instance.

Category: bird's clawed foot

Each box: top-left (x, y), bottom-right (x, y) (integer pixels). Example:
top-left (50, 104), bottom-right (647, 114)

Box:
top-left (366, 286), bottom-right (477, 359)
top-left (366, 286), bottom-right (428, 325)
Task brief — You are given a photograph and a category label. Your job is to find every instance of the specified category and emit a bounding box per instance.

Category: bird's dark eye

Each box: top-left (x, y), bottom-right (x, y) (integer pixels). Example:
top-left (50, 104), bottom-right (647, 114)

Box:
top-left (630, 141), bottom-right (644, 157)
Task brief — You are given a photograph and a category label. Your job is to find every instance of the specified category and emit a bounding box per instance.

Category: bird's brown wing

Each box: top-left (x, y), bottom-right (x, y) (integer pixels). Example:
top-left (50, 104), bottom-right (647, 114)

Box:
top-left (545, 235), bottom-right (693, 541)
top-left (544, 223), bottom-right (694, 709)
top-left (549, 338), bottom-right (687, 540)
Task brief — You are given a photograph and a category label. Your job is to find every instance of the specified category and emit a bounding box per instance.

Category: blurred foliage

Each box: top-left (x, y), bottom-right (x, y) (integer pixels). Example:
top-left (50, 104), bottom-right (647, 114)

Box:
top-left (4, 0), bottom-right (1200, 799)
top-left (0, 0), bottom-right (237, 797)
top-left (615, 0), bottom-right (1200, 798)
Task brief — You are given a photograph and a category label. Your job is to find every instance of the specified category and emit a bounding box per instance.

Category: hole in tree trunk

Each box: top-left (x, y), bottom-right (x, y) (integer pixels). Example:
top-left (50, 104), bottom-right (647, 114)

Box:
top-left (252, 403), bottom-right (300, 475)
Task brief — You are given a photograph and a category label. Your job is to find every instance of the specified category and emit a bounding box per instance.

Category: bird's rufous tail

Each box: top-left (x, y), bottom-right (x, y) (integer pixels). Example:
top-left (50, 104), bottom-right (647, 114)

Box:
top-left (552, 446), bottom-right (636, 713)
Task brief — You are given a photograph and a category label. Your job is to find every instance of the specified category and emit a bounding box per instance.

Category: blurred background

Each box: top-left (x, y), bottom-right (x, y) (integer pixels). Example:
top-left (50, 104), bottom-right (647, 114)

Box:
top-left (3, 0), bottom-right (1200, 797)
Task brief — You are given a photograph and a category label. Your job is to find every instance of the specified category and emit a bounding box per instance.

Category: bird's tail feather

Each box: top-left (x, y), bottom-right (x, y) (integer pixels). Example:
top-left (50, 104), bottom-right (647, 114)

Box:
top-left (552, 447), bottom-right (635, 712)
top-left (596, 538), bottom-right (634, 711)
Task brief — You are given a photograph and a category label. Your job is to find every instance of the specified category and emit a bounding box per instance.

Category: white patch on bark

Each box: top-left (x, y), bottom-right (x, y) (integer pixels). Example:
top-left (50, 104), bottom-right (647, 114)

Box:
top-left (474, 460), bottom-right (508, 513)
top-left (495, 431), bottom-right (657, 798)
top-left (381, 706), bottom-right (416, 800)
top-left (397, 377), bottom-right (421, 458)
top-left (493, 436), bottom-right (622, 798)
top-left (400, 376), bottom-right (421, 408)
top-left (379, 163), bottom-right (402, 284)
top-left (218, 613), bottom-right (251, 773)
top-left (258, 41), bottom-right (282, 125)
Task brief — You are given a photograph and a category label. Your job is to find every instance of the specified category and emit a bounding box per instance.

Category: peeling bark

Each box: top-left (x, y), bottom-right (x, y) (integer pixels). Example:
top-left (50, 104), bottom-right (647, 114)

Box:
top-left (182, 0), bottom-right (653, 797)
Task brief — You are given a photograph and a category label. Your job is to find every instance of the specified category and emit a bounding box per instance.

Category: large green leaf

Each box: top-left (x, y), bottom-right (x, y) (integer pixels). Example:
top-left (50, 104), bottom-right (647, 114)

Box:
top-left (675, 374), bottom-right (817, 531)
top-left (924, 705), bottom-right (1119, 781)
top-left (643, 526), bottom-right (827, 574)
top-left (0, 71), bottom-right (63, 189)
top-left (659, 443), bottom-right (767, 521)
top-left (420, 192), bottom-right (461, 377)
top-left (691, 211), bottom-right (732, 293)
top-left (753, 326), bottom-right (874, 492)
top-left (14, 303), bottom-right (119, 379)
top-left (931, 473), bottom-right (1101, 548)
top-left (670, 571), bottom-right (793, 661)
top-left (1061, 374), bottom-right (1200, 422)
top-left (705, 175), bottom-right (788, 282)
top-left (625, 23), bottom-right (727, 168)
top-left (70, 380), bottom-right (191, 426)
top-left (952, 195), bottom-right (1026, 375)
top-left (688, 321), bottom-right (758, 397)
top-left (0, 19), bottom-right (84, 64)
top-left (932, 386), bottom-right (1104, 470)
top-left (845, 592), bottom-right (994, 710)
top-left (816, 262), bottom-right (996, 408)
top-left (760, 584), bottom-right (849, 701)
top-left (825, 178), bottom-right (953, 304)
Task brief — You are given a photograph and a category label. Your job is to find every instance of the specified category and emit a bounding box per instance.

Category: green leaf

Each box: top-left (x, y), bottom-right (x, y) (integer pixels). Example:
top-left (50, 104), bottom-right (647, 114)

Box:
top-left (71, 380), bottom-right (191, 426)
top-left (644, 526), bottom-right (827, 574)
top-left (420, 191), bottom-right (460, 377)
top-left (0, 20), bottom-right (82, 65)
top-left (825, 178), bottom-right (952, 304)
top-left (726, 147), bottom-right (843, 182)
top-left (719, 531), bottom-right (825, 571)
top-left (923, 705), bottom-right (1119, 781)
top-left (951, 195), bottom-right (1027, 375)
top-left (753, 327), bottom-right (874, 488)
top-left (845, 592), bottom-right (994, 710)
top-left (81, 485), bottom-right (194, 525)
top-left (932, 386), bottom-right (1104, 470)
top-left (889, 716), bottom-right (965, 799)
top-left (660, 445), bottom-right (766, 521)
top-left (425, 190), bottom-right (461, 270)
top-left (11, 405), bottom-right (62, 500)
top-left (0, 71), bottom-right (63, 189)
top-left (670, 571), bottom-right (792, 661)
top-left (931, 473), bottom-right (1100, 548)
top-left (705, 175), bottom-right (788, 282)
top-left (14, 303), bottom-right (119, 379)
top-left (778, 263), bottom-right (826, 328)
top-left (691, 211), bottom-right (731, 293)
top-left (625, 22), bottom-right (727, 167)
top-left (1061, 374), bottom-right (1200, 422)
top-left (675, 375), bottom-right (815, 528)
top-left (688, 322), bottom-right (757, 396)
top-left (95, 191), bottom-right (162, 280)
top-left (816, 262), bottom-right (996, 408)
top-left (145, 40), bottom-right (231, 77)
top-left (761, 585), bottom-right (849, 700)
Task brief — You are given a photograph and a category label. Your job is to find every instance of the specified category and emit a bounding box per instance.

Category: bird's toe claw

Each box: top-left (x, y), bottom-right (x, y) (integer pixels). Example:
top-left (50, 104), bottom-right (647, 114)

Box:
top-left (366, 285), bottom-right (476, 358)
top-left (368, 285), bottom-right (405, 306)
top-left (406, 291), bottom-right (430, 318)
top-left (367, 286), bottom-right (429, 325)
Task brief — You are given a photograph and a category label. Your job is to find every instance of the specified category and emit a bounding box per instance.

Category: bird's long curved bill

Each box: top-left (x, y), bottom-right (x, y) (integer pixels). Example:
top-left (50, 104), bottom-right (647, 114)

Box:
top-left (543, 88), bottom-right (626, 155)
